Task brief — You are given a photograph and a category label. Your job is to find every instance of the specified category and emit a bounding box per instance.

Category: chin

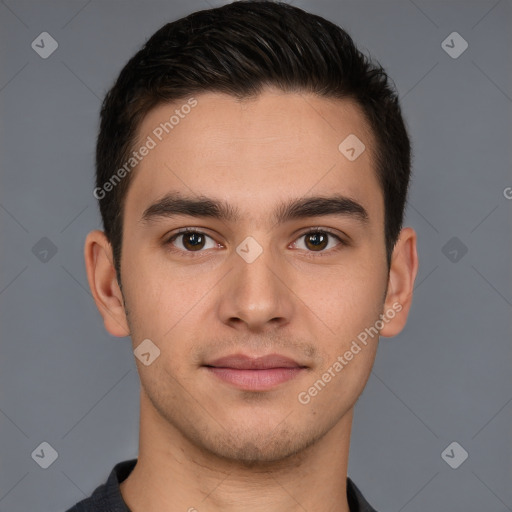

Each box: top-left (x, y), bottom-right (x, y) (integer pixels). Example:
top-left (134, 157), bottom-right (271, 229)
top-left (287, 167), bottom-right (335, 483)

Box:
top-left (194, 424), bottom-right (320, 468)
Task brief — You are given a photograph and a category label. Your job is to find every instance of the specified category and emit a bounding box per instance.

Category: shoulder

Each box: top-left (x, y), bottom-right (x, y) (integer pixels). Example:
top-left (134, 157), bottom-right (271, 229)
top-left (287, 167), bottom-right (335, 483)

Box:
top-left (347, 476), bottom-right (379, 512)
top-left (64, 459), bottom-right (137, 512)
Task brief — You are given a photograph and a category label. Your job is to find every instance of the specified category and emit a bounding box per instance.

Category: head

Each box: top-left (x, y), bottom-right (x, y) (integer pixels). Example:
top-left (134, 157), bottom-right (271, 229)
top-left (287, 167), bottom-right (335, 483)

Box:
top-left (86, 0), bottom-right (418, 465)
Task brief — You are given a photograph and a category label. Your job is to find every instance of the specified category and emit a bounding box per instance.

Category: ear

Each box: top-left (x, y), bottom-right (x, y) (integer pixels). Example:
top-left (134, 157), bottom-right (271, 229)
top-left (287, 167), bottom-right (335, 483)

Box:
top-left (84, 230), bottom-right (130, 337)
top-left (379, 227), bottom-right (419, 338)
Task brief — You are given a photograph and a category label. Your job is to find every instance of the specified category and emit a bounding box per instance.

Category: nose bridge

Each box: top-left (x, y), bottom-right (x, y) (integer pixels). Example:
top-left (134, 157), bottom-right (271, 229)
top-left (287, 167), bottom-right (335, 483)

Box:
top-left (217, 234), bottom-right (293, 330)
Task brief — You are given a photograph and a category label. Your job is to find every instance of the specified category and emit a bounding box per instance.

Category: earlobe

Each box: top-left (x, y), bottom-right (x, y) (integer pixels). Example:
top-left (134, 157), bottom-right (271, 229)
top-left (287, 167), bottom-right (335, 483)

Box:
top-left (379, 227), bottom-right (419, 338)
top-left (84, 230), bottom-right (130, 337)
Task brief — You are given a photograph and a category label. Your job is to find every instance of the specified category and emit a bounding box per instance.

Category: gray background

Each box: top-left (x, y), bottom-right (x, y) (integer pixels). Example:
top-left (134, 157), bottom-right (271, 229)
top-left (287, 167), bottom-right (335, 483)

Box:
top-left (1, 0), bottom-right (511, 510)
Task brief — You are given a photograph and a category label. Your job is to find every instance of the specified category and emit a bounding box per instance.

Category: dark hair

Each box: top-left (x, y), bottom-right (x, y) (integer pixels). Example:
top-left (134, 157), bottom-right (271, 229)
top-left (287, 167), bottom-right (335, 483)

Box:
top-left (95, 0), bottom-right (412, 283)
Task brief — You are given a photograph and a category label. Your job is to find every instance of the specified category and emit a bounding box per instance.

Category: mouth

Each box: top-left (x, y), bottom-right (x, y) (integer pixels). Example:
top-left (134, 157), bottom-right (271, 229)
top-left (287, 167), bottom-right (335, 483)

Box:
top-left (202, 353), bottom-right (308, 391)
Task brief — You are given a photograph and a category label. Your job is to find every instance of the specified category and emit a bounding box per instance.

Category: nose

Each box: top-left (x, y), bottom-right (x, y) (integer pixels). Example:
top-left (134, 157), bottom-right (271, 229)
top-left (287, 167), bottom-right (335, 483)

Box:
top-left (216, 241), bottom-right (295, 332)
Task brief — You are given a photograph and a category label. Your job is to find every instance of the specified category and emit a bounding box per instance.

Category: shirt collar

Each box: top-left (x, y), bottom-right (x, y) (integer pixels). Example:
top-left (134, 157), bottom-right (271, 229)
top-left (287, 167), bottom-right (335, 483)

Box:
top-left (103, 458), bottom-right (378, 512)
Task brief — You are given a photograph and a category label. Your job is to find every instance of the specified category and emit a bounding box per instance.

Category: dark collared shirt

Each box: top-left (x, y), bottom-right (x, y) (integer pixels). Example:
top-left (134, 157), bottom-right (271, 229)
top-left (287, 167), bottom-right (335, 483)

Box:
top-left (65, 459), bottom-right (378, 512)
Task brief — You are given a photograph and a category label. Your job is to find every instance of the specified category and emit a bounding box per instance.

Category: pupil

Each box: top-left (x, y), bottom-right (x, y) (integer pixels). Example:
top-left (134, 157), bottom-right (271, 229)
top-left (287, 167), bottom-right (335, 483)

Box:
top-left (308, 233), bottom-right (327, 250)
top-left (185, 233), bottom-right (203, 250)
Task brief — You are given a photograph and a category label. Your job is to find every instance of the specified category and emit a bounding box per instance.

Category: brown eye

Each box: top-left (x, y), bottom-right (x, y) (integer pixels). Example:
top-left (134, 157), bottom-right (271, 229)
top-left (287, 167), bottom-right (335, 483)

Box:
top-left (292, 229), bottom-right (345, 255)
top-left (181, 232), bottom-right (205, 251)
top-left (304, 232), bottom-right (329, 251)
top-left (166, 229), bottom-right (217, 253)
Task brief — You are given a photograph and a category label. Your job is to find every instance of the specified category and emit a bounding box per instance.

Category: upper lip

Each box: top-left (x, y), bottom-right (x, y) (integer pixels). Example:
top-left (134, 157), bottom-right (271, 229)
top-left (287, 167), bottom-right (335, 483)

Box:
top-left (204, 353), bottom-right (305, 370)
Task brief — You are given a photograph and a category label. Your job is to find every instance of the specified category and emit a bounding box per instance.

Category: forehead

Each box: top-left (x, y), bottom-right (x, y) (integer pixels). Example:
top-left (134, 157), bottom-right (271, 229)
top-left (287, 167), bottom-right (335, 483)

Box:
top-left (124, 88), bottom-right (382, 226)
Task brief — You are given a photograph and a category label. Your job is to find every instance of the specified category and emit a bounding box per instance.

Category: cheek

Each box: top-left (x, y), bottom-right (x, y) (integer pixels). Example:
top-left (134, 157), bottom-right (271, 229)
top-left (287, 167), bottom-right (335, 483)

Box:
top-left (293, 259), bottom-right (386, 339)
top-left (121, 249), bottom-right (217, 349)
top-left (302, 266), bottom-right (383, 397)
top-left (120, 247), bottom-right (169, 338)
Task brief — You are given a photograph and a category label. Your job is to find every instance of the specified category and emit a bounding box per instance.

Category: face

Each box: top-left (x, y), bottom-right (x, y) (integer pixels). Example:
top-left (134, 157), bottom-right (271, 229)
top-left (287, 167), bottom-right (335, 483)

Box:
top-left (88, 88), bottom-right (414, 464)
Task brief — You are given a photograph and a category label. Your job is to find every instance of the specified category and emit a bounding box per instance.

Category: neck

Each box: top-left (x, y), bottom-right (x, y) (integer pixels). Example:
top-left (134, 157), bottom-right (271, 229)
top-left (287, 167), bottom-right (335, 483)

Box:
top-left (120, 389), bottom-right (353, 512)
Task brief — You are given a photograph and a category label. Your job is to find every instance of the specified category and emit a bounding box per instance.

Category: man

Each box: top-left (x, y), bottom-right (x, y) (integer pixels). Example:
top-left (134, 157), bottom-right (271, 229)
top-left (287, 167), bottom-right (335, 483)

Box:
top-left (67, 1), bottom-right (418, 510)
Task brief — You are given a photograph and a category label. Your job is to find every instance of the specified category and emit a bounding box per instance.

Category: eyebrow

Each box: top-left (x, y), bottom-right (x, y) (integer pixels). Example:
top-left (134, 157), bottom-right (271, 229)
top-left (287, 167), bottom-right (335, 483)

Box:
top-left (140, 192), bottom-right (369, 226)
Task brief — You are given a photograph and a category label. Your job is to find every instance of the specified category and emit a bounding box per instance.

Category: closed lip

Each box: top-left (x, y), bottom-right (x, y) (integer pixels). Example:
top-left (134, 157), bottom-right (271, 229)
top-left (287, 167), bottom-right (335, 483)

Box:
top-left (203, 353), bottom-right (306, 370)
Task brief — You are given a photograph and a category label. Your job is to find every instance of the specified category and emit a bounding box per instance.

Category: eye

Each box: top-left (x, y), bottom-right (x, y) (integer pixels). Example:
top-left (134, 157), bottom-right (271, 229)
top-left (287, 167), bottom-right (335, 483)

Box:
top-left (164, 227), bottom-right (346, 257)
top-left (291, 228), bottom-right (345, 255)
top-left (165, 228), bottom-right (219, 253)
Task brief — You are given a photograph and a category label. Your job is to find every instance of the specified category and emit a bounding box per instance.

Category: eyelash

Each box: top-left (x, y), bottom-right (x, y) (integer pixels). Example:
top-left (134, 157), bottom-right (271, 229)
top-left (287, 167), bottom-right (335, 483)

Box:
top-left (164, 227), bottom-right (347, 258)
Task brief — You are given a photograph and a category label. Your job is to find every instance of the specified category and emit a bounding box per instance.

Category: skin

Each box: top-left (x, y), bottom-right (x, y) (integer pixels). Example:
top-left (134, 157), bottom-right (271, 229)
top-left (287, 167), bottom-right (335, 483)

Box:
top-left (84, 87), bottom-right (418, 512)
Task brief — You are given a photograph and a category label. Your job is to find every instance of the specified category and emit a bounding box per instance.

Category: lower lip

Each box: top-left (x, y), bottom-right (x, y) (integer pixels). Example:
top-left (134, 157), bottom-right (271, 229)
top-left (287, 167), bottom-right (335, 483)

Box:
top-left (204, 367), bottom-right (305, 391)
